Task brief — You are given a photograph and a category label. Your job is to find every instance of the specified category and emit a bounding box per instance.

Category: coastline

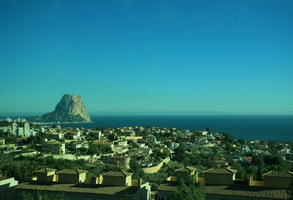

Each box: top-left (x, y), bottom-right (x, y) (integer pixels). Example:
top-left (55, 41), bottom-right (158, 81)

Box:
top-left (30, 121), bottom-right (94, 125)
top-left (2, 115), bottom-right (293, 141)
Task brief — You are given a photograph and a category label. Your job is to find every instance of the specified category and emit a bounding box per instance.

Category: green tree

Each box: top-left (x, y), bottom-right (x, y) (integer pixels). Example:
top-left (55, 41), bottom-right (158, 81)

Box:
top-left (172, 183), bottom-right (205, 200)
top-left (231, 162), bottom-right (246, 180)
top-left (5, 134), bottom-right (17, 144)
top-left (222, 133), bottom-right (234, 143)
top-left (100, 146), bottom-right (112, 154)
top-left (129, 160), bottom-right (144, 179)
top-left (88, 145), bottom-right (101, 155)
top-left (174, 144), bottom-right (187, 162)
top-left (263, 155), bottom-right (283, 166)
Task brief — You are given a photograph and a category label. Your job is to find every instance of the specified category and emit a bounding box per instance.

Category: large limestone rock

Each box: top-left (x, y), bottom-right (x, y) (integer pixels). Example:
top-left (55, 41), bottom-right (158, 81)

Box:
top-left (32, 94), bottom-right (91, 123)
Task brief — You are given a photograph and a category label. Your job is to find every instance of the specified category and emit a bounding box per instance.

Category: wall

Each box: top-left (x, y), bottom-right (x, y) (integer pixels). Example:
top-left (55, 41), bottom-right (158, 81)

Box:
top-left (142, 157), bottom-right (170, 174)
top-left (0, 178), bottom-right (18, 189)
top-left (204, 174), bottom-right (234, 185)
top-left (36, 173), bottom-right (57, 182)
top-left (248, 176), bottom-right (265, 187)
top-left (166, 176), bottom-right (177, 182)
top-left (79, 173), bottom-right (86, 183)
top-left (57, 174), bottom-right (79, 184)
top-left (102, 176), bottom-right (127, 186)
top-left (263, 176), bottom-right (292, 189)
top-left (125, 175), bottom-right (132, 186)
top-left (117, 157), bottom-right (130, 169)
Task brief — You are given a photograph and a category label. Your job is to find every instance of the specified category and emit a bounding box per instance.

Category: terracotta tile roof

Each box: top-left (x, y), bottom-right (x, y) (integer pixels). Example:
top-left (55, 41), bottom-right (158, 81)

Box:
top-left (34, 168), bottom-right (57, 173)
top-left (262, 171), bottom-right (293, 178)
top-left (203, 167), bottom-right (237, 174)
top-left (175, 166), bottom-right (197, 173)
top-left (16, 182), bottom-right (139, 196)
top-left (93, 141), bottom-right (112, 145)
top-left (157, 184), bottom-right (291, 199)
top-left (113, 154), bottom-right (129, 158)
top-left (47, 141), bottom-right (64, 145)
top-left (56, 169), bottom-right (87, 175)
top-left (89, 130), bottom-right (101, 133)
top-left (47, 132), bottom-right (62, 135)
top-left (102, 171), bottom-right (133, 177)
top-left (204, 185), bottom-right (291, 200)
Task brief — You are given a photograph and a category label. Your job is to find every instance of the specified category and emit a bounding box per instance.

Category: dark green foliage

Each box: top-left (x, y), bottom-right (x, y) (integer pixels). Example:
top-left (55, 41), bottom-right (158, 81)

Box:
top-left (267, 141), bottom-right (283, 154)
top-left (4, 134), bottom-right (17, 144)
top-left (85, 132), bottom-right (100, 140)
top-left (238, 139), bottom-right (245, 145)
top-left (38, 143), bottom-right (60, 154)
top-left (263, 155), bottom-right (283, 167)
top-left (0, 154), bottom-right (113, 182)
top-left (87, 145), bottom-right (112, 155)
top-left (223, 141), bottom-right (234, 152)
top-left (246, 165), bottom-right (257, 176)
top-left (174, 144), bottom-right (187, 163)
top-left (177, 173), bottom-right (196, 186)
top-left (129, 159), bottom-right (144, 179)
top-left (172, 183), bottom-right (205, 200)
top-left (173, 144), bottom-right (214, 168)
top-left (143, 172), bottom-right (167, 185)
top-left (231, 162), bottom-right (246, 180)
top-left (222, 133), bottom-right (235, 143)
top-left (87, 144), bottom-right (101, 155)
top-left (152, 149), bottom-right (169, 159)
top-left (164, 161), bottom-right (184, 177)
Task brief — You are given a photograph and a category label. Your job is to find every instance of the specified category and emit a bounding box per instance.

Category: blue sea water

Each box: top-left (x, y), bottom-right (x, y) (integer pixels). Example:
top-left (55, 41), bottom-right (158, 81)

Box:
top-left (60, 115), bottom-right (293, 142)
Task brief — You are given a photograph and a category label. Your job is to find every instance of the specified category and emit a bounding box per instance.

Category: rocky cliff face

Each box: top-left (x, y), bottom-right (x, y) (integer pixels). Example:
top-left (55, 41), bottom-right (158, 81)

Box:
top-left (32, 94), bottom-right (91, 123)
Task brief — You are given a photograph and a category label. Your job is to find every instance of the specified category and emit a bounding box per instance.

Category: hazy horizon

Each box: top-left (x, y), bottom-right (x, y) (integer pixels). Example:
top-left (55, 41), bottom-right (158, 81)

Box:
top-left (1, 111), bottom-right (293, 117)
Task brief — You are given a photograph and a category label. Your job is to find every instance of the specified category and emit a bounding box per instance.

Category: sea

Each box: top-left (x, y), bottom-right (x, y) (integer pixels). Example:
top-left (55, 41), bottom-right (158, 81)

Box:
top-left (1, 115), bottom-right (292, 142)
top-left (60, 115), bottom-right (293, 142)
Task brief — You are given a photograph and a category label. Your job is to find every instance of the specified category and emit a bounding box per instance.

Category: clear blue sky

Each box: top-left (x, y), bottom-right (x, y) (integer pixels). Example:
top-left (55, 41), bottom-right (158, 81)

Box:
top-left (0, 0), bottom-right (292, 115)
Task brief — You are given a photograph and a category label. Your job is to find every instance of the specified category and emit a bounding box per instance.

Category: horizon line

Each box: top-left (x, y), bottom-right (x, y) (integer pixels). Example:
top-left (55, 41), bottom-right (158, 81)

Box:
top-left (1, 112), bottom-right (293, 117)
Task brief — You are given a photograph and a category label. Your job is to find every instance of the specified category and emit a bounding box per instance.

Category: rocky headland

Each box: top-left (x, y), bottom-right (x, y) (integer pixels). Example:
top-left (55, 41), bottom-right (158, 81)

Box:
top-left (30, 94), bottom-right (92, 123)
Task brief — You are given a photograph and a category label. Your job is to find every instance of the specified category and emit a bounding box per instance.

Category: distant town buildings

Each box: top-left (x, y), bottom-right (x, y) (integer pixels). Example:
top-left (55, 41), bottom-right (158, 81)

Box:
top-left (45, 141), bottom-right (66, 154)
top-left (0, 118), bottom-right (31, 137)
top-left (0, 118), bottom-right (292, 200)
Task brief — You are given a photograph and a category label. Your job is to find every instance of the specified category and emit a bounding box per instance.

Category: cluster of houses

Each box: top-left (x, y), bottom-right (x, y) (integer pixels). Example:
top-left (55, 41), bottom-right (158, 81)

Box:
top-left (39, 126), bottom-right (169, 171)
top-left (0, 164), bottom-right (291, 200)
top-left (1, 118), bottom-right (292, 170)
top-left (16, 168), bottom-right (151, 200)
top-left (158, 165), bottom-right (292, 200)
top-left (0, 118), bottom-right (292, 199)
